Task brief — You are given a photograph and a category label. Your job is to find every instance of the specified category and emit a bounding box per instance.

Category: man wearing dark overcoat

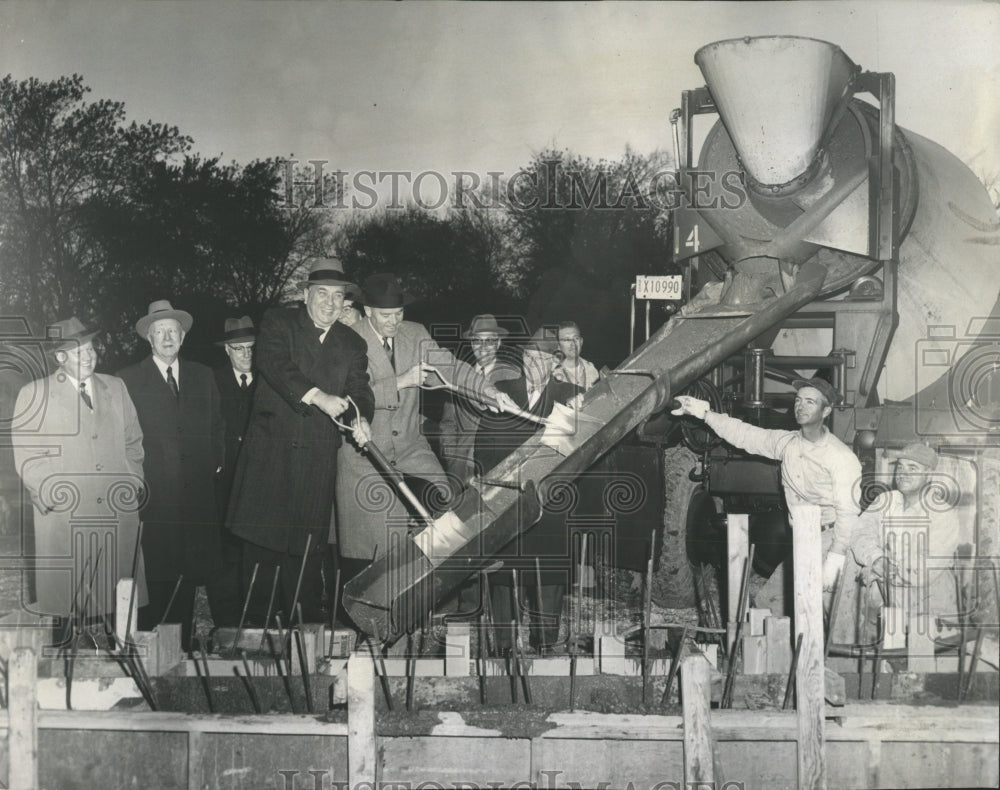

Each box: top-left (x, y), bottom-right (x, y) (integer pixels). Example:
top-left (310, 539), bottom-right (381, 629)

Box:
top-left (227, 258), bottom-right (374, 625)
top-left (208, 316), bottom-right (257, 627)
top-left (118, 301), bottom-right (225, 649)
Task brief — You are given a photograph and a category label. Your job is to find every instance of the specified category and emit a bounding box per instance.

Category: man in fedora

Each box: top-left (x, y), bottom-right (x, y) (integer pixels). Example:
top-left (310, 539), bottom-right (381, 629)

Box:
top-left (439, 314), bottom-right (522, 482)
top-left (12, 317), bottom-right (147, 628)
top-left (208, 316), bottom-right (257, 627)
top-left (227, 257), bottom-right (374, 626)
top-left (673, 377), bottom-right (863, 616)
top-left (118, 300), bottom-right (225, 649)
top-left (334, 274), bottom-right (502, 589)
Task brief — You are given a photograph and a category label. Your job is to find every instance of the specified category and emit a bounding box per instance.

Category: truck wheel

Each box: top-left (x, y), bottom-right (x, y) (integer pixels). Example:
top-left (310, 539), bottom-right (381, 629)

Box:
top-left (651, 446), bottom-right (715, 608)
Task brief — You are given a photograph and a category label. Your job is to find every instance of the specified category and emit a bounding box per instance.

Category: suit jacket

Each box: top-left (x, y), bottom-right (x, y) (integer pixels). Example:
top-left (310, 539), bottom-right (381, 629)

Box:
top-left (118, 356), bottom-right (225, 582)
top-left (335, 318), bottom-right (485, 559)
top-left (227, 305), bottom-right (374, 555)
top-left (214, 364), bottom-right (256, 517)
top-left (12, 372), bottom-right (147, 615)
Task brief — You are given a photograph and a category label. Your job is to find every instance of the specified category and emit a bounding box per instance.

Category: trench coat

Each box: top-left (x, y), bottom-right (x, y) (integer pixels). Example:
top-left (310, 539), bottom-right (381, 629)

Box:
top-left (117, 357), bottom-right (225, 583)
top-left (335, 319), bottom-right (487, 560)
top-left (12, 372), bottom-right (147, 616)
top-left (227, 306), bottom-right (374, 555)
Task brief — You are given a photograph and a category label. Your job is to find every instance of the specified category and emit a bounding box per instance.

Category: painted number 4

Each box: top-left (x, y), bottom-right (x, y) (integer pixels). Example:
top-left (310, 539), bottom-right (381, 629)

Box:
top-left (685, 225), bottom-right (700, 252)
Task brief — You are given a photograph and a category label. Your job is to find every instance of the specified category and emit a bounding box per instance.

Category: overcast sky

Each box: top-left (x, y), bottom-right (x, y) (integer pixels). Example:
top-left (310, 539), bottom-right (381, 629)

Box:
top-left (2, 0), bottom-right (998, 187)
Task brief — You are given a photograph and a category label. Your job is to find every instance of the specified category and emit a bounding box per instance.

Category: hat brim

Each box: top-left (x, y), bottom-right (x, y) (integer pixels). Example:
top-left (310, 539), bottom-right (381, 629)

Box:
top-left (791, 378), bottom-right (839, 405)
top-left (136, 311), bottom-right (193, 338)
top-left (53, 331), bottom-right (99, 352)
top-left (297, 277), bottom-right (358, 291)
top-left (462, 327), bottom-right (509, 339)
top-left (215, 331), bottom-right (257, 346)
top-left (359, 293), bottom-right (417, 309)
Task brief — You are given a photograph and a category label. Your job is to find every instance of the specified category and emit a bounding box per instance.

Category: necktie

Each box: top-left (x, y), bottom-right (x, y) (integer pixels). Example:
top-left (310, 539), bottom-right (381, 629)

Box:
top-left (166, 365), bottom-right (179, 397)
top-left (383, 337), bottom-right (395, 371)
top-left (79, 381), bottom-right (93, 410)
top-left (240, 373), bottom-right (248, 390)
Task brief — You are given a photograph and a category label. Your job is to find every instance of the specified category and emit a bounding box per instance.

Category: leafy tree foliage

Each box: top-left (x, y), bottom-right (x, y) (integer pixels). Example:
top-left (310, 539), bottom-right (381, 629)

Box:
top-left (0, 75), bottom-right (331, 368)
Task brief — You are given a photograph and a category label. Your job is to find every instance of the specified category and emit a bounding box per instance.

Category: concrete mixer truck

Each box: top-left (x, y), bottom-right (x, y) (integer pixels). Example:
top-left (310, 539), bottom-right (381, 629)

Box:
top-left (343, 35), bottom-right (1000, 641)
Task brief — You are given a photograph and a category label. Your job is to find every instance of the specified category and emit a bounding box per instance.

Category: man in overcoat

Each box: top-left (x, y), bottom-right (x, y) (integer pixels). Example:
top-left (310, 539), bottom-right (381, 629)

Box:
top-left (227, 258), bottom-right (374, 625)
top-left (208, 316), bottom-right (257, 627)
top-left (13, 317), bottom-right (146, 626)
top-left (335, 276), bottom-right (500, 584)
top-left (118, 301), bottom-right (225, 649)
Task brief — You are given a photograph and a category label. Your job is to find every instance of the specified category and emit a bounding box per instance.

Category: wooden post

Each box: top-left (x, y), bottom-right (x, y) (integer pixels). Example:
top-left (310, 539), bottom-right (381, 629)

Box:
top-left (727, 513), bottom-right (750, 652)
top-left (681, 655), bottom-right (714, 787)
top-left (445, 621), bottom-right (470, 677)
top-left (8, 647), bottom-right (38, 790)
top-left (348, 650), bottom-right (377, 787)
top-left (115, 578), bottom-right (138, 645)
top-left (789, 504), bottom-right (826, 790)
top-left (765, 616), bottom-right (793, 675)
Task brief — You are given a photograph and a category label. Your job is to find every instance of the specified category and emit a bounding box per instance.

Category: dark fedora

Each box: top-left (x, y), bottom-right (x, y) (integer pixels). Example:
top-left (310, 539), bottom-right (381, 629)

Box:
top-left (47, 316), bottom-right (98, 352)
top-left (135, 300), bottom-right (193, 337)
top-left (296, 256), bottom-right (357, 291)
top-left (462, 314), bottom-right (509, 339)
top-left (359, 273), bottom-right (414, 309)
top-left (215, 316), bottom-right (256, 345)
top-left (792, 376), bottom-right (840, 406)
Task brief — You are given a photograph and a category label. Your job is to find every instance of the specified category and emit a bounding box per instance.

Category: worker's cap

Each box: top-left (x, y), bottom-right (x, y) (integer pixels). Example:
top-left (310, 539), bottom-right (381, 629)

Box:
top-left (895, 442), bottom-right (938, 470)
top-left (792, 377), bottom-right (840, 406)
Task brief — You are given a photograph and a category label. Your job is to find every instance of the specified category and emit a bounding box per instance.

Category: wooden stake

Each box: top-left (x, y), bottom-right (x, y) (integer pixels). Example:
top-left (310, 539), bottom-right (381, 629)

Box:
top-left (681, 655), bottom-right (714, 787)
top-left (789, 504), bottom-right (826, 790)
top-left (347, 650), bottom-right (376, 787)
top-left (8, 648), bottom-right (38, 790)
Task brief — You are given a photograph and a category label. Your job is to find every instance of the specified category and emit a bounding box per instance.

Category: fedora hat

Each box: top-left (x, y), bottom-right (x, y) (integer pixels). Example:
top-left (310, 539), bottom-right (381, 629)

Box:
top-left (215, 316), bottom-right (256, 345)
top-left (359, 273), bottom-right (414, 309)
top-left (296, 256), bottom-right (357, 291)
top-left (792, 376), bottom-right (840, 407)
top-left (47, 316), bottom-right (98, 352)
top-left (462, 314), bottom-right (509, 339)
top-left (135, 300), bottom-right (193, 337)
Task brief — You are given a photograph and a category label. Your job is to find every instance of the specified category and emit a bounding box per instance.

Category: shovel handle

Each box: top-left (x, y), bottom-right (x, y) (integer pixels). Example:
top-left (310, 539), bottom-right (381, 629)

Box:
top-left (362, 441), bottom-right (434, 524)
top-left (421, 369), bottom-right (547, 426)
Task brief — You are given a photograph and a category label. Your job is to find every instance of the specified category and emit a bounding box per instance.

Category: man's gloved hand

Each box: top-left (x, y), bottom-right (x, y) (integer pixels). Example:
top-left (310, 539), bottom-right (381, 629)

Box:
top-left (822, 551), bottom-right (846, 591)
top-left (671, 395), bottom-right (710, 420)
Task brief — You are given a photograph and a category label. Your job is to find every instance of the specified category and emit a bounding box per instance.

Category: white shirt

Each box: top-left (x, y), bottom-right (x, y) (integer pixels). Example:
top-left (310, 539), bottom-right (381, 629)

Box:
top-left (233, 369), bottom-right (253, 386)
top-left (152, 356), bottom-right (180, 389)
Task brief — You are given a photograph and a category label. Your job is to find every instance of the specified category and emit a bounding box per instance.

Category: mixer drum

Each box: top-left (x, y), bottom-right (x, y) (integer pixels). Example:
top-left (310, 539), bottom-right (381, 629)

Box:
top-left (690, 37), bottom-right (1000, 403)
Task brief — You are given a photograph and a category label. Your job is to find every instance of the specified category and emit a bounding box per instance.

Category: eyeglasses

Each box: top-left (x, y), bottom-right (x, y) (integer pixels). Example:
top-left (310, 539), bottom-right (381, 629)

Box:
top-left (471, 337), bottom-right (500, 347)
top-left (227, 344), bottom-right (255, 354)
